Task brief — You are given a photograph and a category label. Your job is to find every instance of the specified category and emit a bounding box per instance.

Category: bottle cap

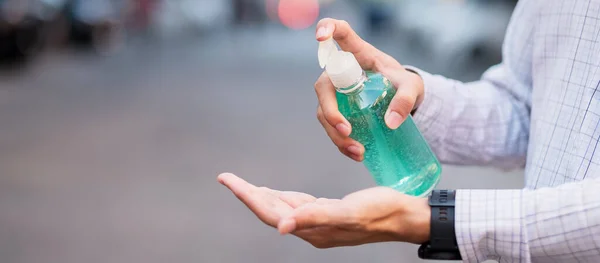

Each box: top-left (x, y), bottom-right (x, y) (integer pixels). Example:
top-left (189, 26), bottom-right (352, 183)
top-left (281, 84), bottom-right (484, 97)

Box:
top-left (318, 38), bottom-right (363, 89)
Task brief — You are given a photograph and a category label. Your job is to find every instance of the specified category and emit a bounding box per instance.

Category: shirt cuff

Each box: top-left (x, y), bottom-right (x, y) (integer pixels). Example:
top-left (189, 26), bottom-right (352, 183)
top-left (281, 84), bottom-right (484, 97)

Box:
top-left (403, 66), bottom-right (445, 145)
top-left (455, 189), bottom-right (528, 262)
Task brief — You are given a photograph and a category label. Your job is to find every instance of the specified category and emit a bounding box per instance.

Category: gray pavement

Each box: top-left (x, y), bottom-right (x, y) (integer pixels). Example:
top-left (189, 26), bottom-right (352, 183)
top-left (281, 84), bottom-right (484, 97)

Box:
top-left (0, 22), bottom-right (522, 263)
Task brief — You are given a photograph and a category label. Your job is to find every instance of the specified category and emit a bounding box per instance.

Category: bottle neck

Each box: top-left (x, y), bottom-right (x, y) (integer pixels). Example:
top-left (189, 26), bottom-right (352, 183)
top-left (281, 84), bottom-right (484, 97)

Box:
top-left (335, 71), bottom-right (367, 94)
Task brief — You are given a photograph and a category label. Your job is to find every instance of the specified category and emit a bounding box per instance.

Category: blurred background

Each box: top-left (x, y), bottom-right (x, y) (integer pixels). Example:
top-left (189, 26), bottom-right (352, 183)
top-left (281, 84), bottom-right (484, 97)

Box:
top-left (0, 0), bottom-right (523, 263)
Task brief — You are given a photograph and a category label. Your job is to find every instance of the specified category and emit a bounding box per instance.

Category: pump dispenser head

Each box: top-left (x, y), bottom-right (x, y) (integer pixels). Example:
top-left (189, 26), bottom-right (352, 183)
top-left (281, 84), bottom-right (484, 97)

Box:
top-left (318, 38), bottom-right (363, 89)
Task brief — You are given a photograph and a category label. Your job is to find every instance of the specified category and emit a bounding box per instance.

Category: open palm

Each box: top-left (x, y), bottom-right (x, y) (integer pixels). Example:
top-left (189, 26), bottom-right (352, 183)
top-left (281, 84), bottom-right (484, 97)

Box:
top-left (217, 173), bottom-right (317, 227)
top-left (218, 173), bottom-right (430, 248)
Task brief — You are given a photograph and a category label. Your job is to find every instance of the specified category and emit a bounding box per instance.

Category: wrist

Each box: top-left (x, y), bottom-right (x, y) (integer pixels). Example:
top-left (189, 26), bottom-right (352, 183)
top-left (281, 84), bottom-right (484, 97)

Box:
top-left (411, 197), bottom-right (431, 244)
top-left (387, 196), bottom-right (430, 244)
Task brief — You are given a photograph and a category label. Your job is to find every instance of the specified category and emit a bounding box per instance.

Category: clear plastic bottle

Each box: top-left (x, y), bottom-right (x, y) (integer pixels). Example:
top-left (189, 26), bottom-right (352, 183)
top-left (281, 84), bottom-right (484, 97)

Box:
top-left (318, 38), bottom-right (441, 197)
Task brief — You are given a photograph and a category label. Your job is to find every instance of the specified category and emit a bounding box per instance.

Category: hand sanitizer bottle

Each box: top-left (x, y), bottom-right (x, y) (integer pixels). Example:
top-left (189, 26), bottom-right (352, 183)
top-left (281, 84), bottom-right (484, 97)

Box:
top-left (318, 38), bottom-right (441, 197)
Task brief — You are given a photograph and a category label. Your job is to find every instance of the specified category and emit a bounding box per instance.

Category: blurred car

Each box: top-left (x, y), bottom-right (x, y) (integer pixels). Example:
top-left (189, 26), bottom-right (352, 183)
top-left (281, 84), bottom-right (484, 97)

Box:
top-left (349, 0), bottom-right (396, 32)
top-left (0, 0), bottom-right (126, 61)
top-left (232, 0), bottom-right (266, 25)
top-left (393, 0), bottom-right (515, 68)
top-left (0, 0), bottom-right (58, 61)
top-left (151, 0), bottom-right (233, 38)
top-left (63, 0), bottom-right (127, 53)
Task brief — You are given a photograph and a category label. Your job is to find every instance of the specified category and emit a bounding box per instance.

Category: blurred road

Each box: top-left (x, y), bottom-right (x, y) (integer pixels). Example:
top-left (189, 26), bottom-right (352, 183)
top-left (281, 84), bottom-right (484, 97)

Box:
top-left (0, 16), bottom-right (522, 263)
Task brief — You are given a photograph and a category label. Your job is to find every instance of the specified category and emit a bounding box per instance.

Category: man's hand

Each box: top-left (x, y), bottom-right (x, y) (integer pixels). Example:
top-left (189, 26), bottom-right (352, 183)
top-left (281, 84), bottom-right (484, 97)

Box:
top-left (217, 173), bottom-right (430, 248)
top-left (314, 18), bottom-right (425, 161)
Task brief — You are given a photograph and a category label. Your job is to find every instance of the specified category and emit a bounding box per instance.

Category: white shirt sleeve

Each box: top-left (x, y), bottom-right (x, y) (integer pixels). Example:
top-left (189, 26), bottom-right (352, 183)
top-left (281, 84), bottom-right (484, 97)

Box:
top-left (406, 64), bottom-right (531, 170)
top-left (455, 177), bottom-right (600, 262)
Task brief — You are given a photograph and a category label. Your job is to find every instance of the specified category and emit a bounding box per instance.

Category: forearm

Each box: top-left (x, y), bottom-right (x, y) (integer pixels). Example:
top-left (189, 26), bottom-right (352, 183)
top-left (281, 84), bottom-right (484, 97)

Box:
top-left (407, 64), bottom-right (531, 169)
top-left (456, 178), bottom-right (600, 262)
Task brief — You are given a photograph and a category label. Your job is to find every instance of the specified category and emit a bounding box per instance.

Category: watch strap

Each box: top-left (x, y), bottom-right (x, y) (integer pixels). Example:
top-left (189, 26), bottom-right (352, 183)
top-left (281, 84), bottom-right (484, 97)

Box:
top-left (418, 190), bottom-right (462, 260)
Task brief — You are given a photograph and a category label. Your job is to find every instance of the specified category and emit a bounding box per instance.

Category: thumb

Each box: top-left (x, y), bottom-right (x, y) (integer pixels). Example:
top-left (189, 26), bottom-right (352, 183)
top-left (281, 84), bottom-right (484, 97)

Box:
top-left (277, 202), bottom-right (350, 235)
top-left (380, 68), bottom-right (424, 129)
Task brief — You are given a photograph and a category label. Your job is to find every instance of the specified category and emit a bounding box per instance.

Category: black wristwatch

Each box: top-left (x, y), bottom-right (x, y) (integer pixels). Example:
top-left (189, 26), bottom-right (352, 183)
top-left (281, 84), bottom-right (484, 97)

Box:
top-left (418, 190), bottom-right (462, 260)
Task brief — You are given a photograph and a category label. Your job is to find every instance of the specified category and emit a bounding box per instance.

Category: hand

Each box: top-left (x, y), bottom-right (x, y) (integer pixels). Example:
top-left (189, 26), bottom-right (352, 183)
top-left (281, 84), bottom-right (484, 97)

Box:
top-left (314, 18), bottom-right (425, 161)
top-left (217, 173), bottom-right (431, 248)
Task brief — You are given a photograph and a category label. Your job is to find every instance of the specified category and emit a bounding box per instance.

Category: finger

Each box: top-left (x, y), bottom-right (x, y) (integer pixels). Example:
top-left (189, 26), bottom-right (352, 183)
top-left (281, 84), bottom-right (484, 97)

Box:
top-left (315, 18), bottom-right (378, 70)
top-left (218, 173), bottom-right (285, 227)
top-left (317, 106), bottom-right (365, 160)
top-left (379, 69), bottom-right (421, 129)
top-left (217, 173), bottom-right (257, 201)
top-left (338, 146), bottom-right (364, 162)
top-left (384, 91), bottom-right (417, 130)
top-left (315, 18), bottom-right (375, 59)
top-left (279, 191), bottom-right (317, 208)
top-left (317, 105), bottom-right (355, 147)
top-left (314, 197), bottom-right (338, 204)
top-left (315, 73), bottom-right (351, 136)
top-left (217, 173), bottom-right (265, 215)
top-left (278, 202), bottom-right (349, 235)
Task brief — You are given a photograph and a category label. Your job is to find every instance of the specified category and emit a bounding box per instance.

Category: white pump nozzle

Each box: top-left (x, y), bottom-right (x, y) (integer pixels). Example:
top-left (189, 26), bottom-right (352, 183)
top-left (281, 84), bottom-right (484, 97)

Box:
top-left (318, 38), bottom-right (363, 89)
